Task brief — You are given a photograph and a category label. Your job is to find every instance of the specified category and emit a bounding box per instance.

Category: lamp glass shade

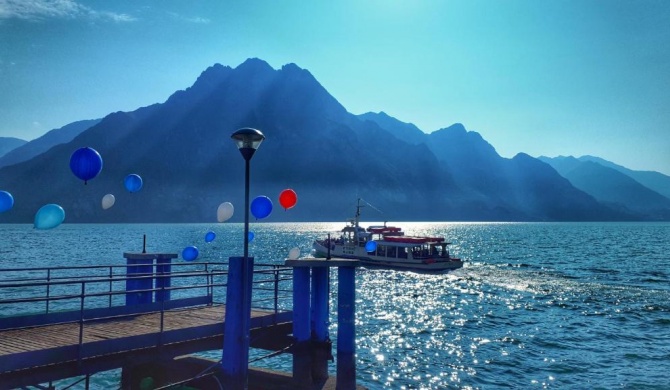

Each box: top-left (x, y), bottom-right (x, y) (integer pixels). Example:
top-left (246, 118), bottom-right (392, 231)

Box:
top-left (231, 128), bottom-right (265, 151)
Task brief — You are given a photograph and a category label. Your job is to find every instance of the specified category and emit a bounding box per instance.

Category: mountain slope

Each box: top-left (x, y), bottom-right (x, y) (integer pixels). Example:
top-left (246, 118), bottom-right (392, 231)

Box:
top-left (539, 156), bottom-right (670, 219)
top-left (578, 155), bottom-right (670, 200)
top-left (0, 119), bottom-right (100, 169)
top-left (0, 137), bottom-right (27, 159)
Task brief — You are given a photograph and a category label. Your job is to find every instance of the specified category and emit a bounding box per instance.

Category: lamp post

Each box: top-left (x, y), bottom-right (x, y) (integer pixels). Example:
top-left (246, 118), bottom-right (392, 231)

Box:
top-left (231, 128), bottom-right (265, 259)
top-left (222, 127), bottom-right (265, 388)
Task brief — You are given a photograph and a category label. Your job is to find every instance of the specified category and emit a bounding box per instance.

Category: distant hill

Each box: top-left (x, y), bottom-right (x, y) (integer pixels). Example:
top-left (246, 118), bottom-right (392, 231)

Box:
top-left (577, 155), bottom-right (670, 200)
top-left (0, 119), bottom-right (100, 169)
top-left (0, 59), bottom-right (655, 223)
top-left (538, 156), bottom-right (670, 220)
top-left (0, 137), bottom-right (27, 159)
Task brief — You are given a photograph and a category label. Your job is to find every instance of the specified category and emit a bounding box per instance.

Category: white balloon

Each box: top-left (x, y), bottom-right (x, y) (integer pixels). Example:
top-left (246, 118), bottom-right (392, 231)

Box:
top-left (102, 194), bottom-right (115, 210)
top-left (217, 202), bottom-right (234, 222)
top-left (288, 247), bottom-right (300, 260)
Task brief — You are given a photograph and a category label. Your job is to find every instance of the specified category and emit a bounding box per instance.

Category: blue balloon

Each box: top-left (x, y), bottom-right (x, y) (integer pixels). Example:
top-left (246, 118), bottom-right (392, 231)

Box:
top-left (70, 147), bottom-right (103, 184)
top-left (250, 196), bottom-right (273, 219)
top-left (34, 204), bottom-right (65, 230)
top-left (248, 231), bottom-right (255, 242)
top-left (0, 191), bottom-right (14, 213)
top-left (182, 246), bottom-right (199, 261)
top-left (365, 240), bottom-right (377, 253)
top-left (205, 231), bottom-right (216, 243)
top-left (124, 174), bottom-right (143, 193)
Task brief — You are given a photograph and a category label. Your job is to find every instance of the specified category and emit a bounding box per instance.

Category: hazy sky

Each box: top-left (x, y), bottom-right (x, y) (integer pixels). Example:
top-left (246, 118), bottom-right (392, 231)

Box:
top-left (1, 0), bottom-right (669, 174)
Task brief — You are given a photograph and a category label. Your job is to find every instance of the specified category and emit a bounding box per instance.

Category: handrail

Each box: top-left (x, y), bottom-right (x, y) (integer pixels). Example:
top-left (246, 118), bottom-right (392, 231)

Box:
top-left (0, 262), bottom-right (294, 324)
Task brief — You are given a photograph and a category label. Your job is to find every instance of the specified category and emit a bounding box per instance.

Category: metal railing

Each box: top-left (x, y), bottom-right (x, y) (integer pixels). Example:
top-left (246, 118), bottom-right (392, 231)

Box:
top-left (0, 261), bottom-right (294, 330)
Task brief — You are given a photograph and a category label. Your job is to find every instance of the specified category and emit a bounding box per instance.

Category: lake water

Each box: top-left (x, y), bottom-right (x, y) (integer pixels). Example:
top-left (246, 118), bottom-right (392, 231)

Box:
top-left (1, 222), bottom-right (669, 389)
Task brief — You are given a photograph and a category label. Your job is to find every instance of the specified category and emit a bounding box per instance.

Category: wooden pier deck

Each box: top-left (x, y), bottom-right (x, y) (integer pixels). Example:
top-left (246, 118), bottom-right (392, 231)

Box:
top-left (0, 303), bottom-right (293, 389)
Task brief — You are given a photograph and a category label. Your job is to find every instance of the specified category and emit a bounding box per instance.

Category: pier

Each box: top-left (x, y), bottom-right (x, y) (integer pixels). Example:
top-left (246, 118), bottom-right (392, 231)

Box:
top-left (0, 253), bottom-right (363, 389)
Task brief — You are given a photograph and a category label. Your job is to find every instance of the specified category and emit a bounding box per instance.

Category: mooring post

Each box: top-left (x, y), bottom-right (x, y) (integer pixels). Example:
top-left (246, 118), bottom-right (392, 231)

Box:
top-left (311, 266), bottom-right (330, 381)
top-left (292, 265), bottom-right (312, 386)
top-left (123, 252), bottom-right (154, 305)
top-left (337, 264), bottom-right (357, 389)
top-left (286, 258), bottom-right (358, 388)
top-left (221, 256), bottom-right (254, 389)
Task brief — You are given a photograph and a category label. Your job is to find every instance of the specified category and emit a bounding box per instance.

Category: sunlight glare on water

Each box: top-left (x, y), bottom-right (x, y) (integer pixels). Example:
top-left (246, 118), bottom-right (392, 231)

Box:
top-left (1, 222), bottom-right (669, 388)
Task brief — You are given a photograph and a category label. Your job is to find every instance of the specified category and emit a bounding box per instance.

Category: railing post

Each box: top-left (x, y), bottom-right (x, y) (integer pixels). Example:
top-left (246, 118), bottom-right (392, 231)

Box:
top-left (274, 265), bottom-right (280, 316)
top-left (108, 266), bottom-right (113, 308)
top-left (78, 281), bottom-right (86, 362)
top-left (46, 268), bottom-right (51, 314)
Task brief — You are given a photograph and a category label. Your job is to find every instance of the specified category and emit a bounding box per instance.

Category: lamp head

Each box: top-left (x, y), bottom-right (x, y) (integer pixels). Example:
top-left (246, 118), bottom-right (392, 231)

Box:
top-left (231, 128), bottom-right (265, 161)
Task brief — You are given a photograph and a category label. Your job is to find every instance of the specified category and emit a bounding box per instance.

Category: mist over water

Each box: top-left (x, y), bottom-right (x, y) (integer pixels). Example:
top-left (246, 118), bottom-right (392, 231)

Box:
top-left (1, 222), bottom-right (669, 389)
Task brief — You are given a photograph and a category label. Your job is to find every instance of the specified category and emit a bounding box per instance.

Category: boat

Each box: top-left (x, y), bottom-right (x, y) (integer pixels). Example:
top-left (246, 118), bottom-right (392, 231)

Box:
top-left (312, 199), bottom-right (463, 273)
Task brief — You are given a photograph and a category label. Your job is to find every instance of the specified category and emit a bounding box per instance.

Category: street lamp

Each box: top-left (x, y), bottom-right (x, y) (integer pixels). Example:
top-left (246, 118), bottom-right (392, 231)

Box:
top-left (231, 128), bottom-right (265, 259)
top-left (222, 127), bottom-right (265, 388)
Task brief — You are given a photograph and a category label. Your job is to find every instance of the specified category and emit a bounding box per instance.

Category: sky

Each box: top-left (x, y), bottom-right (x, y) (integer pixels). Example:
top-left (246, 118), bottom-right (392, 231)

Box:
top-left (1, 0), bottom-right (669, 175)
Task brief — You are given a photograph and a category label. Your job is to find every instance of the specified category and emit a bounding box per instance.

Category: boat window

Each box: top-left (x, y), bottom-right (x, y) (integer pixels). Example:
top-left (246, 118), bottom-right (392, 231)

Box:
top-left (387, 246), bottom-right (397, 258)
top-left (377, 245), bottom-right (386, 257)
top-left (398, 247), bottom-right (408, 258)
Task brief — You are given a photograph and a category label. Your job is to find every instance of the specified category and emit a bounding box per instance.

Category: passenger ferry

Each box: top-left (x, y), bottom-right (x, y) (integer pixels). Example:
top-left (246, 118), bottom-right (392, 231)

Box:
top-left (312, 200), bottom-right (463, 273)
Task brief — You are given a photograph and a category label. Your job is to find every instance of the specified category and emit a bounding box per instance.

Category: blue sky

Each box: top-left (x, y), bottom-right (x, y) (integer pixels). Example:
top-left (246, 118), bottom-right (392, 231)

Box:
top-left (1, 0), bottom-right (669, 174)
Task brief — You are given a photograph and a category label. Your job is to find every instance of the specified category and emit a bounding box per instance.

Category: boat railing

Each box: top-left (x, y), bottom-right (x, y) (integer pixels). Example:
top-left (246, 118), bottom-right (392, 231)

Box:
top-left (0, 261), bottom-right (294, 331)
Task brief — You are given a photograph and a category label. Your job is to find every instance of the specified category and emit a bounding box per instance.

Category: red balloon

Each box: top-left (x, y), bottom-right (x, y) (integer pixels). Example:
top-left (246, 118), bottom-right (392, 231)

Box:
top-left (279, 189), bottom-right (298, 210)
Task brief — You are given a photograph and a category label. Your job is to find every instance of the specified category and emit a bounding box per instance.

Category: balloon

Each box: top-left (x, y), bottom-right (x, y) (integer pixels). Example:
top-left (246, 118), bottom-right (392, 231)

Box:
top-left (0, 191), bottom-right (14, 213)
top-left (288, 247), bottom-right (300, 260)
top-left (365, 240), bottom-right (377, 253)
top-left (205, 231), bottom-right (216, 243)
top-left (279, 189), bottom-right (298, 210)
top-left (217, 202), bottom-right (234, 222)
top-left (69, 147), bottom-right (103, 184)
top-left (248, 231), bottom-right (255, 242)
top-left (182, 246), bottom-right (199, 261)
top-left (124, 174), bottom-right (143, 193)
top-left (101, 194), bottom-right (115, 210)
top-left (34, 204), bottom-right (65, 230)
top-left (250, 196), bottom-right (272, 219)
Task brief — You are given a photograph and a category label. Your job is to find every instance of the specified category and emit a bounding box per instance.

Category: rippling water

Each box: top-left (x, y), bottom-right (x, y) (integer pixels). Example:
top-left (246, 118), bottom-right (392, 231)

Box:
top-left (1, 222), bottom-right (669, 389)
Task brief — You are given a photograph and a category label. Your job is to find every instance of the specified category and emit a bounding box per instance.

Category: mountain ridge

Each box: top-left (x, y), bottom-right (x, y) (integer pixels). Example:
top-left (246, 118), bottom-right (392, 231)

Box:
top-left (0, 59), bottom-right (663, 222)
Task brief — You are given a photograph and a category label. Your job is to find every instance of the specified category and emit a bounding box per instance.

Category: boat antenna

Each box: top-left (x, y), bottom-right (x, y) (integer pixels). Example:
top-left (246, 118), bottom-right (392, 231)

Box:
top-left (359, 198), bottom-right (386, 219)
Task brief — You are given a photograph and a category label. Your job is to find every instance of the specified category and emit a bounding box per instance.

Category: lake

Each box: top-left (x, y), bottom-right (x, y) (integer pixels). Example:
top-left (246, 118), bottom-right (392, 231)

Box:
top-left (1, 222), bottom-right (669, 389)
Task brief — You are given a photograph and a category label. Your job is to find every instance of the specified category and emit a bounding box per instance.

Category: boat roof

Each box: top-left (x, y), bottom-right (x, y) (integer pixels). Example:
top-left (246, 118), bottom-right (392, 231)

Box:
top-left (382, 236), bottom-right (448, 245)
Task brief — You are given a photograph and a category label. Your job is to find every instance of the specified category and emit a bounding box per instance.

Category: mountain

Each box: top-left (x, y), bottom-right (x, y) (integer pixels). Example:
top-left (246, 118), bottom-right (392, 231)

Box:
top-left (358, 112), bottom-right (427, 145)
top-left (0, 119), bottom-right (100, 169)
top-left (577, 155), bottom-right (670, 200)
top-left (0, 58), bottom-right (648, 223)
top-left (424, 125), bottom-right (621, 221)
top-left (538, 156), bottom-right (670, 220)
top-left (0, 137), bottom-right (27, 159)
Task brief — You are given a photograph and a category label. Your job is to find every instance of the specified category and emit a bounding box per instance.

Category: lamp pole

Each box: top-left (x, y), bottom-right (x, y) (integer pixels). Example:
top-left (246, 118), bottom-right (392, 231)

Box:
top-left (222, 127), bottom-right (265, 388)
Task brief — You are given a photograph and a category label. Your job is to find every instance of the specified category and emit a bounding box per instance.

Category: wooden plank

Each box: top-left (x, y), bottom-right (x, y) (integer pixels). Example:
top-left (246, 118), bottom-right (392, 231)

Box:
top-left (0, 304), bottom-right (292, 381)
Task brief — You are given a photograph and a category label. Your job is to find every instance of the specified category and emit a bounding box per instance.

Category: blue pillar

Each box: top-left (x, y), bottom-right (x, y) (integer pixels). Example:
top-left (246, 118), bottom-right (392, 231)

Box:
top-left (292, 266), bottom-right (312, 386)
top-left (337, 265), bottom-right (356, 389)
top-left (154, 255), bottom-right (175, 302)
top-left (311, 267), bottom-right (329, 341)
top-left (222, 256), bottom-right (254, 389)
top-left (124, 253), bottom-right (153, 305)
top-left (311, 266), bottom-right (330, 380)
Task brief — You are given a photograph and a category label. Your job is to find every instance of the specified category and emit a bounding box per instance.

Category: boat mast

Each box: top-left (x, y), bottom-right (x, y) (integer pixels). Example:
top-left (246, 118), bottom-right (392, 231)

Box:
top-left (354, 198), bottom-right (363, 243)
